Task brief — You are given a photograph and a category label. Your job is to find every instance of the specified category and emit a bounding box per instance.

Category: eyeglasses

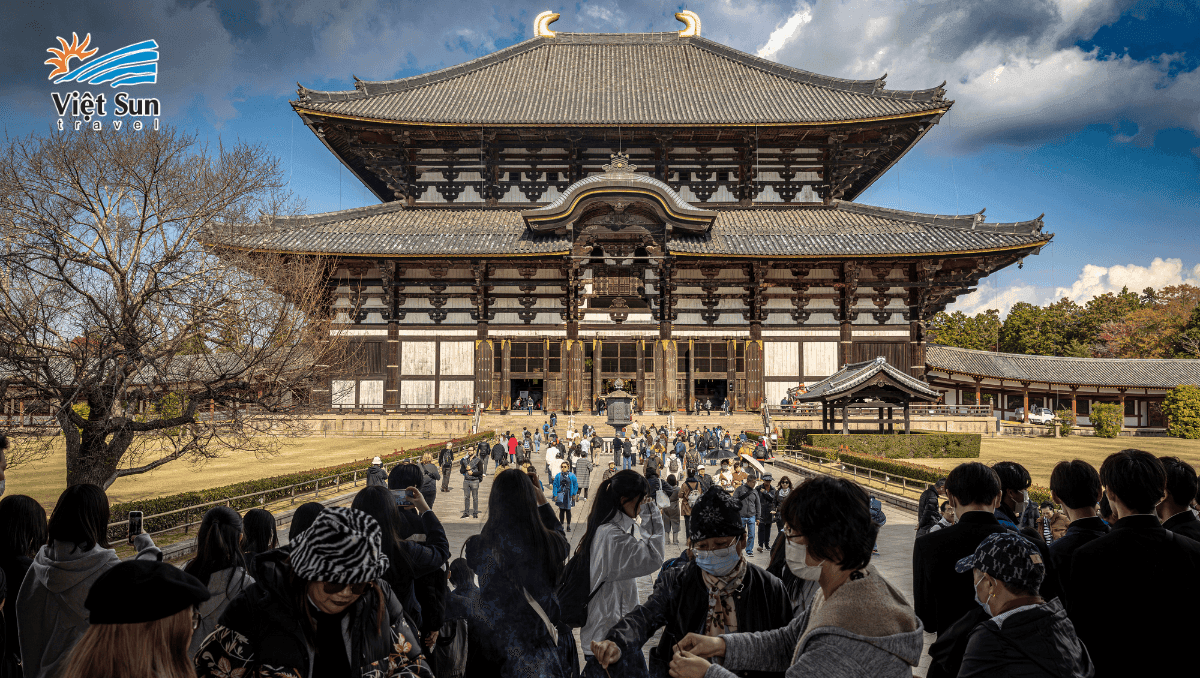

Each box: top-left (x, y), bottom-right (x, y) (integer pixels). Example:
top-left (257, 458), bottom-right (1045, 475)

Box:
top-left (782, 527), bottom-right (805, 544)
top-left (692, 536), bottom-right (739, 552)
top-left (321, 581), bottom-right (371, 596)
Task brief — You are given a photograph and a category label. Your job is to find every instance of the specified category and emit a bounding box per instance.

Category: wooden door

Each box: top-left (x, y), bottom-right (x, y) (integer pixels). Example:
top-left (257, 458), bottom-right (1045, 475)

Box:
top-left (727, 339), bottom-right (738, 410)
top-left (655, 339), bottom-right (678, 412)
top-left (746, 340), bottom-right (763, 411)
top-left (474, 339), bottom-right (494, 409)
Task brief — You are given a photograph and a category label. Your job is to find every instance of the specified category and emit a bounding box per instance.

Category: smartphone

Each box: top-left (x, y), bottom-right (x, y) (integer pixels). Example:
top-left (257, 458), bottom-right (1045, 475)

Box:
top-left (127, 511), bottom-right (143, 544)
top-left (394, 488), bottom-right (418, 506)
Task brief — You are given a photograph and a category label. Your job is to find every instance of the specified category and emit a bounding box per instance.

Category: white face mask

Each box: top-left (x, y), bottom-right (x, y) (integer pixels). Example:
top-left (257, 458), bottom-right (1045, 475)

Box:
top-left (785, 540), bottom-right (824, 580)
top-left (1013, 490), bottom-right (1029, 519)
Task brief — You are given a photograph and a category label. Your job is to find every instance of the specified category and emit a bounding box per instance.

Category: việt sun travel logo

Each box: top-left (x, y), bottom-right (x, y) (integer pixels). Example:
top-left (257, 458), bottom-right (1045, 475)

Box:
top-left (46, 32), bottom-right (161, 131)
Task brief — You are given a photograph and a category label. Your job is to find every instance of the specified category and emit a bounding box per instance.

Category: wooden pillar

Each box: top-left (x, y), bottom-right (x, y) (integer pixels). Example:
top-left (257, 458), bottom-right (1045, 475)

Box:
top-left (1070, 387), bottom-right (1077, 420)
top-left (974, 378), bottom-right (982, 407)
top-left (888, 406), bottom-right (894, 433)
top-left (1118, 389), bottom-right (1127, 427)
top-left (687, 338), bottom-right (696, 412)
top-left (592, 339), bottom-right (602, 413)
top-left (474, 339), bottom-right (495, 410)
top-left (820, 400), bottom-right (828, 432)
top-left (878, 406), bottom-right (884, 432)
top-left (1022, 384), bottom-right (1030, 423)
top-left (746, 340), bottom-right (764, 412)
top-left (654, 339), bottom-right (678, 413)
top-left (500, 339), bottom-right (512, 410)
top-left (726, 338), bottom-right (737, 411)
top-left (904, 396), bottom-right (911, 434)
top-left (636, 339), bottom-right (646, 410)
top-left (838, 321), bottom-right (852, 368)
top-left (909, 319), bottom-right (926, 380)
top-left (841, 400), bottom-right (849, 435)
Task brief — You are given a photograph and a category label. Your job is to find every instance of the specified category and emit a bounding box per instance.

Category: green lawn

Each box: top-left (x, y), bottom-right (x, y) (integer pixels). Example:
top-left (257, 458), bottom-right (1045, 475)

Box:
top-left (918, 436), bottom-right (1200, 486)
top-left (6, 435), bottom-right (440, 510)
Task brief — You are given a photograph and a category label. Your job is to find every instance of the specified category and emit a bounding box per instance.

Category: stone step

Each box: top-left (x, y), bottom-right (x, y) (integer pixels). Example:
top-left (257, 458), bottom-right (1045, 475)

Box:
top-left (478, 411), bottom-right (768, 435)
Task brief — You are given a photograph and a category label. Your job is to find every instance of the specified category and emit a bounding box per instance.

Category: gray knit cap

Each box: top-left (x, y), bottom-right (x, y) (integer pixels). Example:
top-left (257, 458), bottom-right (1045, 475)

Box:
top-left (290, 506), bottom-right (389, 584)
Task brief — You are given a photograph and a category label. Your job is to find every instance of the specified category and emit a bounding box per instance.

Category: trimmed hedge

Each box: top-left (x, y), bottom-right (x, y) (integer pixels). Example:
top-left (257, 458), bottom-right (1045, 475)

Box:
top-left (796, 442), bottom-right (1053, 505)
top-left (108, 433), bottom-right (492, 539)
top-left (806, 432), bottom-right (981, 459)
top-left (1089, 403), bottom-right (1123, 438)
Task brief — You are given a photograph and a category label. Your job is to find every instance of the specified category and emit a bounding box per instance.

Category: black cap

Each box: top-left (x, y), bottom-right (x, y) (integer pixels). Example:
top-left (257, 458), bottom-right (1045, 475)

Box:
top-left (86, 560), bottom-right (210, 624)
top-left (955, 532), bottom-right (1045, 592)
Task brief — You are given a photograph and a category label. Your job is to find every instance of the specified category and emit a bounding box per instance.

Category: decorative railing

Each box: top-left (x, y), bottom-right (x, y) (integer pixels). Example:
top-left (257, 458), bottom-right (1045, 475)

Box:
top-left (767, 403), bottom-right (992, 417)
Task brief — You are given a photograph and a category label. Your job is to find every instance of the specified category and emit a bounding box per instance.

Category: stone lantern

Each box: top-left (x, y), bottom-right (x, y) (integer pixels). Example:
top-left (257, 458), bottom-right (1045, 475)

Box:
top-left (604, 378), bottom-right (635, 436)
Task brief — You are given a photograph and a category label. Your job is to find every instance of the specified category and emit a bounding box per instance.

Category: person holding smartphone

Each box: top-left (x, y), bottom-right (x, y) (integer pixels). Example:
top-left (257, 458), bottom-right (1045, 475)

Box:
top-left (459, 445), bottom-right (485, 519)
top-left (194, 507), bottom-right (433, 678)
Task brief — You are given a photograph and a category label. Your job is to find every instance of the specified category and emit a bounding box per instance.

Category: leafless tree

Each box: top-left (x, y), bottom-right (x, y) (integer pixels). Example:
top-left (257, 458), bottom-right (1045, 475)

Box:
top-left (0, 126), bottom-right (346, 488)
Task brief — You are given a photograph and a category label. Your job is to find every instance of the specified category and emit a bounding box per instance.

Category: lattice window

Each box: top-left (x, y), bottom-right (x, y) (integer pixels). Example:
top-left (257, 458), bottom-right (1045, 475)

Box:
top-left (593, 268), bottom-right (639, 296)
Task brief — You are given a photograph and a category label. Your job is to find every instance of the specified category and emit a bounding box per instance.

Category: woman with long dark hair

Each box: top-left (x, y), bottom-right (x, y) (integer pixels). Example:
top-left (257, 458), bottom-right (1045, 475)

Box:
top-left (0, 494), bottom-right (47, 678)
top-left (350, 485), bottom-right (423, 624)
top-left (241, 508), bottom-right (277, 571)
top-left (183, 506), bottom-right (254, 657)
top-left (579, 469), bottom-right (664, 677)
top-left (464, 468), bottom-right (573, 677)
top-left (17, 484), bottom-right (158, 678)
top-left (385, 465), bottom-right (452, 649)
top-left (195, 506), bottom-right (432, 677)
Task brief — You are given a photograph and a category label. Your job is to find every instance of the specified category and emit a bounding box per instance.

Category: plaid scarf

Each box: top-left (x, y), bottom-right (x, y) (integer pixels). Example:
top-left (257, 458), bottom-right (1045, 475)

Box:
top-left (701, 556), bottom-right (748, 636)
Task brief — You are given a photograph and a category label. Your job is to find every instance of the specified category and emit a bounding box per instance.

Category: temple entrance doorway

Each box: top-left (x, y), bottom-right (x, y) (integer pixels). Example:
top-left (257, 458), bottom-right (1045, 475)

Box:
top-left (694, 379), bottom-right (727, 411)
top-left (510, 379), bottom-right (542, 411)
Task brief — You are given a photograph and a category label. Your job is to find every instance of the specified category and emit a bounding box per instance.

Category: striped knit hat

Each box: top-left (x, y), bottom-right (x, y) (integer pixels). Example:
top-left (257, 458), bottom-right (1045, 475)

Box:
top-left (290, 506), bottom-right (390, 584)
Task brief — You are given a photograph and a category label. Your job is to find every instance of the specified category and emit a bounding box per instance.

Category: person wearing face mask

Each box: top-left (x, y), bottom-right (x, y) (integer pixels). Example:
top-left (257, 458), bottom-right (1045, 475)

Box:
top-left (194, 506), bottom-right (432, 678)
top-left (954, 532), bottom-right (1092, 678)
top-left (990, 462), bottom-right (1060, 603)
top-left (590, 486), bottom-right (791, 678)
top-left (670, 475), bottom-right (921, 678)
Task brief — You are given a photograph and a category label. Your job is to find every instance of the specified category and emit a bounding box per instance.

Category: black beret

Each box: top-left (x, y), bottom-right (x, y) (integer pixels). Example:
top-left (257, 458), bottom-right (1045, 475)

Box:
top-left (86, 560), bottom-right (210, 624)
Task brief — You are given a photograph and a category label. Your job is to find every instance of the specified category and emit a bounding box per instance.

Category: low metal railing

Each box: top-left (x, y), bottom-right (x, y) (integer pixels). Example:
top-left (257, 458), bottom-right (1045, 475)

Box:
top-left (105, 440), bottom-right (478, 541)
top-left (775, 447), bottom-right (932, 499)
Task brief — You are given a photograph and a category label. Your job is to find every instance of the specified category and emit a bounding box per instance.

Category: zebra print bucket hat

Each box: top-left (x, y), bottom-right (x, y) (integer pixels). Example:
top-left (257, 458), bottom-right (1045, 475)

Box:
top-left (290, 506), bottom-right (390, 584)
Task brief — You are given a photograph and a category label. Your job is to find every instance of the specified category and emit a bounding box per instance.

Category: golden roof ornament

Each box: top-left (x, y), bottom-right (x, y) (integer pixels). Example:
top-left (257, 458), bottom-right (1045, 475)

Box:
top-left (603, 152), bottom-right (637, 174)
top-left (534, 11), bottom-right (560, 38)
top-left (675, 10), bottom-right (701, 37)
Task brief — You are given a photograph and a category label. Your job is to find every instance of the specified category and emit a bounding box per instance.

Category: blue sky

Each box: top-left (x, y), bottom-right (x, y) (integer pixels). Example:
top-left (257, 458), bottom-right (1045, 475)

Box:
top-left (2, 0), bottom-right (1197, 316)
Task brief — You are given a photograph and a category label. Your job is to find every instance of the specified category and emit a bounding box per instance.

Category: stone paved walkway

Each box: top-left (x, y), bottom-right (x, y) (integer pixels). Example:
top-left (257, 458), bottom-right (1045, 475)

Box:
top-left (325, 455), bottom-right (933, 674)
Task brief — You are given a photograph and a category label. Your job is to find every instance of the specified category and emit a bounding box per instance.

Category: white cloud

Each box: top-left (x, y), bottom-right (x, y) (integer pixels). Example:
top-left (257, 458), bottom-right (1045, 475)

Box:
top-left (756, 7), bottom-right (812, 61)
top-left (1054, 257), bottom-right (1200, 301)
top-left (948, 257), bottom-right (1200, 317)
top-left (761, 0), bottom-right (1200, 152)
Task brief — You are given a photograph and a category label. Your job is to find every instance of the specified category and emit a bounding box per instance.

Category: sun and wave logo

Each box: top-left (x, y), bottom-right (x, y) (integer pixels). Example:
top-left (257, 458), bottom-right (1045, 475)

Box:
top-left (46, 33), bottom-right (162, 131)
top-left (46, 32), bottom-right (158, 88)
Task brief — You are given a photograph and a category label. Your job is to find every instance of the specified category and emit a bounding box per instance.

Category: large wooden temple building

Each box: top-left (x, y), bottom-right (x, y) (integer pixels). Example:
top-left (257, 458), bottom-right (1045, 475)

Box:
top-left (217, 11), bottom-right (1052, 414)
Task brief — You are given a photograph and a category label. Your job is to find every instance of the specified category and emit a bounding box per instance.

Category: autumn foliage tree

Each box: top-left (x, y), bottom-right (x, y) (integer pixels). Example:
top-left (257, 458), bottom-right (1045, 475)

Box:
top-left (0, 126), bottom-right (346, 487)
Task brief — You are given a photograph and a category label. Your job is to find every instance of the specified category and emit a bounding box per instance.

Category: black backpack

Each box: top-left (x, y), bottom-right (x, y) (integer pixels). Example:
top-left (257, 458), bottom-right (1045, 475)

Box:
top-left (556, 544), bottom-right (604, 628)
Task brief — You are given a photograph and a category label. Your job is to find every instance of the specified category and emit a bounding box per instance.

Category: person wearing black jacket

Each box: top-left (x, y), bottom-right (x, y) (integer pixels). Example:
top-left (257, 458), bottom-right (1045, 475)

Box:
top-left (1046, 459), bottom-right (1108, 610)
top-left (491, 438), bottom-right (508, 469)
top-left (389, 465), bottom-right (452, 649)
top-left (1071, 450), bottom-right (1200, 678)
top-left (1157, 456), bottom-right (1200, 542)
top-left (754, 475), bottom-right (778, 553)
top-left (913, 462), bottom-right (1006, 641)
top-left (916, 479), bottom-right (946, 538)
top-left (591, 486), bottom-right (792, 678)
top-left (194, 508), bottom-right (433, 678)
top-left (990, 461), bottom-right (1061, 602)
top-left (440, 443), bottom-right (457, 492)
top-left (0, 494), bottom-right (46, 678)
top-left (955, 532), bottom-right (1092, 678)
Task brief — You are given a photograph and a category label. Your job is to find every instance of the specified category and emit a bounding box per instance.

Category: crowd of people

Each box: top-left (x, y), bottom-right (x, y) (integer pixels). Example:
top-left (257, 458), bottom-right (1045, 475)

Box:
top-left (913, 451), bottom-right (1200, 678)
top-left (3, 423), bottom-right (1200, 678)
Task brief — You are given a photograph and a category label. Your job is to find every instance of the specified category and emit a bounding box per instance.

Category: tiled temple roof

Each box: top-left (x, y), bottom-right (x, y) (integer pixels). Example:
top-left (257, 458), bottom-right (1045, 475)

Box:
top-left (926, 345), bottom-right (1200, 388)
top-left (293, 32), bottom-right (949, 126)
top-left (213, 199), bottom-right (1047, 258)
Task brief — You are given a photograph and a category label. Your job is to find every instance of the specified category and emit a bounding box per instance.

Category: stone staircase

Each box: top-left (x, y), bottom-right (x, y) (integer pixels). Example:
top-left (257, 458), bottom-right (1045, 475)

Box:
top-left (478, 411), bottom-right (768, 436)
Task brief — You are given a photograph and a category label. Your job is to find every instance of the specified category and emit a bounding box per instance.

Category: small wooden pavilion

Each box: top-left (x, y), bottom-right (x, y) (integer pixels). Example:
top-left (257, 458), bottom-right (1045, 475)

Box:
top-left (796, 356), bottom-right (940, 434)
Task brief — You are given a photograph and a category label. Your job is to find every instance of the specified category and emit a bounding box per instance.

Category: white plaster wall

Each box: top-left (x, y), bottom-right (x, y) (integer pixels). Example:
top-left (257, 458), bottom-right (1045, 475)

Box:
top-left (439, 342), bottom-right (474, 375)
top-left (440, 380), bottom-right (475, 405)
top-left (765, 342), bottom-right (799, 377)
top-left (402, 342), bottom-right (436, 375)
top-left (765, 382), bottom-right (792, 406)
top-left (401, 380), bottom-right (435, 405)
top-left (332, 380), bottom-right (356, 407)
top-left (359, 380), bottom-right (384, 407)
top-left (803, 341), bottom-right (838, 377)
